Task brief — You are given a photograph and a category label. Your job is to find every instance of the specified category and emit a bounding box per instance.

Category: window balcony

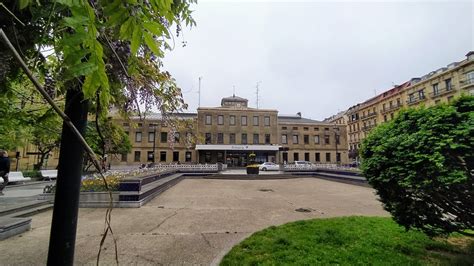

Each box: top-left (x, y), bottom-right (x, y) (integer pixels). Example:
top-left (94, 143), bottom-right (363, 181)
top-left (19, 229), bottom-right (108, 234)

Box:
top-left (407, 96), bottom-right (426, 105)
top-left (381, 104), bottom-right (403, 114)
top-left (460, 78), bottom-right (474, 89)
top-left (360, 112), bottom-right (377, 120)
top-left (429, 85), bottom-right (456, 98)
top-left (361, 124), bottom-right (376, 132)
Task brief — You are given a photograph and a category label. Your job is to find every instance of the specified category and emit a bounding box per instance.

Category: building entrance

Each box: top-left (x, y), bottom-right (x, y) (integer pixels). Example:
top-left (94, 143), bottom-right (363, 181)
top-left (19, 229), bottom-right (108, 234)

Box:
top-left (226, 152), bottom-right (248, 167)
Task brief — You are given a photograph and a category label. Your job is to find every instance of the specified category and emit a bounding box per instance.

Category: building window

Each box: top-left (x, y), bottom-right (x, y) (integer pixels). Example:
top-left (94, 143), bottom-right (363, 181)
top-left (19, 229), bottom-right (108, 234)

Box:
top-left (230, 115), bottom-right (236, 125)
top-left (303, 135), bottom-right (309, 144)
top-left (173, 151), bottom-right (179, 162)
top-left (382, 103), bottom-right (386, 111)
top-left (217, 152), bottom-right (224, 163)
top-left (121, 153), bottom-right (128, 162)
top-left (253, 116), bottom-right (259, 126)
top-left (160, 151), bottom-right (166, 162)
top-left (241, 116), bottom-right (247, 126)
top-left (315, 153), bottom-right (320, 162)
top-left (205, 115), bottom-right (212, 125)
top-left (304, 152), bottom-right (310, 161)
top-left (134, 151), bottom-right (141, 162)
top-left (135, 132), bottom-right (142, 142)
top-left (217, 115), bottom-right (224, 125)
top-left (174, 132), bottom-right (180, 143)
top-left (253, 134), bottom-right (259, 144)
top-left (185, 152), bottom-right (192, 162)
top-left (293, 127), bottom-right (298, 130)
top-left (314, 135), bottom-right (320, 144)
top-left (445, 78), bottom-right (452, 91)
top-left (281, 134), bottom-right (287, 144)
top-left (148, 132), bottom-right (155, 142)
top-left (137, 123), bottom-right (143, 127)
top-left (303, 127), bottom-right (309, 131)
top-left (264, 116), bottom-right (270, 126)
top-left (326, 152), bottom-right (331, 162)
top-left (147, 151), bottom-right (154, 161)
top-left (204, 152), bottom-right (211, 163)
top-left (205, 133), bottom-right (212, 144)
top-left (419, 89), bottom-right (425, 99)
top-left (432, 83), bottom-right (439, 96)
top-left (229, 133), bottom-right (236, 144)
top-left (265, 134), bottom-right (271, 144)
top-left (294, 153), bottom-right (299, 161)
top-left (466, 71), bottom-right (474, 84)
top-left (335, 135), bottom-right (340, 145)
top-left (161, 132), bottom-right (167, 143)
top-left (292, 134), bottom-right (299, 144)
top-left (336, 153), bottom-right (341, 162)
top-left (324, 127), bottom-right (329, 131)
top-left (384, 115), bottom-right (387, 122)
top-left (282, 126), bottom-right (287, 130)
top-left (324, 135), bottom-right (330, 145)
top-left (217, 133), bottom-right (224, 144)
top-left (241, 133), bottom-right (247, 144)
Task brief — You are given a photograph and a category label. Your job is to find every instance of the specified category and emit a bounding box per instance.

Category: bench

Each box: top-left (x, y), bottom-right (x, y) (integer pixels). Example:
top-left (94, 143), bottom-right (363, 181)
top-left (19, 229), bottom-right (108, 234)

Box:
top-left (40, 170), bottom-right (58, 181)
top-left (0, 172), bottom-right (32, 184)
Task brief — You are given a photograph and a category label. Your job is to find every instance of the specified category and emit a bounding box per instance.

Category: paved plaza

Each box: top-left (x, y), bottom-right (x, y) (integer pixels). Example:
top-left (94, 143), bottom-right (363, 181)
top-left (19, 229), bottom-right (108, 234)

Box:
top-left (0, 177), bottom-right (388, 265)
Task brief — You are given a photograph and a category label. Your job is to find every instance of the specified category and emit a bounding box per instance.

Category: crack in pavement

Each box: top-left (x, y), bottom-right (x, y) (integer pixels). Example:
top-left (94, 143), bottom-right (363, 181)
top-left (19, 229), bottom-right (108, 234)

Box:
top-left (201, 233), bottom-right (213, 248)
top-left (147, 211), bottom-right (179, 233)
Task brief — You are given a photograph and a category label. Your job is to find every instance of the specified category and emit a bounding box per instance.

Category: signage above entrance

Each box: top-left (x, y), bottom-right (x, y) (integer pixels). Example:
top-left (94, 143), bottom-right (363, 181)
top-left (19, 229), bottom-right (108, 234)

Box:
top-left (195, 144), bottom-right (281, 151)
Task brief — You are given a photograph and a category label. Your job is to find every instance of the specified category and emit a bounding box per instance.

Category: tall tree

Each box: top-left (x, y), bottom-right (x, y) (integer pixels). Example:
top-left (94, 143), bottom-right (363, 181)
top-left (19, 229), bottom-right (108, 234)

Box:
top-left (1, 0), bottom-right (196, 264)
top-left (360, 96), bottom-right (474, 236)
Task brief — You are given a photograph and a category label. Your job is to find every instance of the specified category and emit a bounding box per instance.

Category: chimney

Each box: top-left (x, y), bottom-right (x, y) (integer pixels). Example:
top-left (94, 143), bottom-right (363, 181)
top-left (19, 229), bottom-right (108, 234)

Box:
top-left (296, 112), bottom-right (301, 118)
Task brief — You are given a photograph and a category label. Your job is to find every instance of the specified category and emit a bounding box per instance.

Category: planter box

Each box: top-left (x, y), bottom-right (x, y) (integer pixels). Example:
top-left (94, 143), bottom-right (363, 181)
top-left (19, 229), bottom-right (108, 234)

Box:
top-left (246, 167), bottom-right (259, 175)
top-left (39, 191), bottom-right (120, 208)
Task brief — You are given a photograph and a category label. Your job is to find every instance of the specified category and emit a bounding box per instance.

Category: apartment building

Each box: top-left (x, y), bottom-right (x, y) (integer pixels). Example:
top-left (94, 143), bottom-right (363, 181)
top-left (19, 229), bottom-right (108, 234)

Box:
top-left (326, 51), bottom-right (474, 161)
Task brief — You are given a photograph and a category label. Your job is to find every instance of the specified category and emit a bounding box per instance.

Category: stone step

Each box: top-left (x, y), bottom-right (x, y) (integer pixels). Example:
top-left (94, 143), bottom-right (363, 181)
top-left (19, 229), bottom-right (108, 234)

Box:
top-left (0, 216), bottom-right (32, 240)
top-left (9, 204), bottom-right (54, 218)
top-left (0, 200), bottom-right (51, 217)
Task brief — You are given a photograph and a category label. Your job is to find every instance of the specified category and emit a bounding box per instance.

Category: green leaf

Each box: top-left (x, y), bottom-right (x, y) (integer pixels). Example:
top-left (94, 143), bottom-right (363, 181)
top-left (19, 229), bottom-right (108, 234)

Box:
top-left (142, 21), bottom-right (164, 37)
top-left (67, 62), bottom-right (98, 78)
top-left (119, 18), bottom-right (134, 39)
top-left (63, 16), bottom-right (89, 29)
top-left (130, 24), bottom-right (142, 55)
top-left (143, 32), bottom-right (162, 56)
top-left (19, 0), bottom-right (30, 9)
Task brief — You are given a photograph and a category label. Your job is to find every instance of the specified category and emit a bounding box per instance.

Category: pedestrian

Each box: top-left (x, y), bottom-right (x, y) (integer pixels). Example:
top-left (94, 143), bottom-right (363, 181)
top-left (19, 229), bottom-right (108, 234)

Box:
top-left (0, 150), bottom-right (10, 195)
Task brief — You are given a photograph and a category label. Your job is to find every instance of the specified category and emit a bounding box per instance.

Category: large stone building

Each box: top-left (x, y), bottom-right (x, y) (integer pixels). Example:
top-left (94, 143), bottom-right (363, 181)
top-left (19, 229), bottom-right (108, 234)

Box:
top-left (325, 51), bottom-right (474, 161)
top-left (112, 95), bottom-right (349, 167)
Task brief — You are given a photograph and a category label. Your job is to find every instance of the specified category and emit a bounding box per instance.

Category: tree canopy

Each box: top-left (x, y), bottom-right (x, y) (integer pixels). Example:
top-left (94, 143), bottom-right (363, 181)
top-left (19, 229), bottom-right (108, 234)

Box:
top-left (360, 96), bottom-right (474, 236)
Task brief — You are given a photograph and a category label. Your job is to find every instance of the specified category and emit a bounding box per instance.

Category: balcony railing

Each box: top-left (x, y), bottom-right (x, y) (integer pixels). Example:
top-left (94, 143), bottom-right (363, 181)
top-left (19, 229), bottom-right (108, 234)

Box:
top-left (362, 124), bottom-right (376, 131)
top-left (360, 112), bottom-right (377, 120)
top-left (381, 104), bottom-right (403, 114)
top-left (407, 96), bottom-right (426, 105)
top-left (429, 85), bottom-right (456, 98)
top-left (460, 78), bottom-right (474, 89)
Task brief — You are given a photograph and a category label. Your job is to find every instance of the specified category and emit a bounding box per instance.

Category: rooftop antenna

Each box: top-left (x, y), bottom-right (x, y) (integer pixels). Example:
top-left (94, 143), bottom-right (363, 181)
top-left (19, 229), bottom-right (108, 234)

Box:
top-left (256, 81), bottom-right (261, 109)
top-left (233, 85), bottom-right (235, 97)
top-left (198, 76), bottom-right (202, 107)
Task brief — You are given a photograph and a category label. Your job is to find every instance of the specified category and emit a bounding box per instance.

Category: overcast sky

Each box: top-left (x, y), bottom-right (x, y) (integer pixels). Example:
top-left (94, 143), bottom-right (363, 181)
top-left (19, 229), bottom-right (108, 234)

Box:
top-left (162, 0), bottom-right (473, 120)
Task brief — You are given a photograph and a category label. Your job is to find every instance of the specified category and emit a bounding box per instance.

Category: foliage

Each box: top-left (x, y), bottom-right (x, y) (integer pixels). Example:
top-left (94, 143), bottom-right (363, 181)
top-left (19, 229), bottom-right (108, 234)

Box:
top-left (30, 108), bottom-right (63, 169)
top-left (22, 170), bottom-right (41, 178)
top-left (85, 118), bottom-right (131, 156)
top-left (221, 216), bottom-right (474, 265)
top-left (360, 96), bottom-right (474, 236)
top-left (81, 175), bottom-right (120, 192)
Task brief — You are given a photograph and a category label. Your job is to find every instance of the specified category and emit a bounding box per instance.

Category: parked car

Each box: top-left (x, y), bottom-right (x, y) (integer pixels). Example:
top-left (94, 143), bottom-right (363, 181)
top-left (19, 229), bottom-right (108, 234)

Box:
top-left (259, 162), bottom-right (280, 171)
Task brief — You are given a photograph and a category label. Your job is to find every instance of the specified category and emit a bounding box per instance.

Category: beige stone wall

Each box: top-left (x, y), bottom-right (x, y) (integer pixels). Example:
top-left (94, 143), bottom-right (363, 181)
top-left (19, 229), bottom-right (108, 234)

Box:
top-left (197, 107), bottom-right (279, 145)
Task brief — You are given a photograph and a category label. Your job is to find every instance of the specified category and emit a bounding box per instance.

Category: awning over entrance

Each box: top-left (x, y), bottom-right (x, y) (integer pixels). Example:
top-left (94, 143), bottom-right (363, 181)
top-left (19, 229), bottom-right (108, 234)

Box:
top-left (195, 144), bottom-right (280, 151)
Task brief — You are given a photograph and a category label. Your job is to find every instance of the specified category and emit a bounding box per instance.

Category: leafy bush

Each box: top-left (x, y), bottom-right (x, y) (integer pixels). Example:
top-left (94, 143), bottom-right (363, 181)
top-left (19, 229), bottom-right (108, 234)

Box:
top-left (360, 96), bottom-right (474, 236)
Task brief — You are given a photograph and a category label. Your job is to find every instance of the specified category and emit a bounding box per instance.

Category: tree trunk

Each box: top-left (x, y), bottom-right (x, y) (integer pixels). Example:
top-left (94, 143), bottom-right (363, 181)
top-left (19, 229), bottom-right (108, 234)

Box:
top-left (47, 88), bottom-right (88, 265)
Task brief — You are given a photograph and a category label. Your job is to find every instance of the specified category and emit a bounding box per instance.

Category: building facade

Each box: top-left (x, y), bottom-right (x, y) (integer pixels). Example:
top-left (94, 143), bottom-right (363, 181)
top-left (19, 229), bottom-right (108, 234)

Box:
top-left (326, 51), bottom-right (474, 161)
top-left (112, 95), bottom-right (349, 167)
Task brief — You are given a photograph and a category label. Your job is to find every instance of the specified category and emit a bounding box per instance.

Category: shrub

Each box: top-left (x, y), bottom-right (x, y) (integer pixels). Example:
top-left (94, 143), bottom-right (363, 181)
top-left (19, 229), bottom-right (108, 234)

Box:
top-left (360, 96), bottom-right (474, 236)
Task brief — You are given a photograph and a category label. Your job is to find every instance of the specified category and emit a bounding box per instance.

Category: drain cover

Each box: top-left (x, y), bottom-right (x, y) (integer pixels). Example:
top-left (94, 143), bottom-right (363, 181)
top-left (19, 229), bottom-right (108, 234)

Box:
top-left (295, 208), bottom-right (312, 213)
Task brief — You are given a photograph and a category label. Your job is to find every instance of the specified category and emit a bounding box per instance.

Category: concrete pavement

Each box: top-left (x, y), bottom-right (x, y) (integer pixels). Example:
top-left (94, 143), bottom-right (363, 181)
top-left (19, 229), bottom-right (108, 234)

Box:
top-left (0, 178), bottom-right (388, 265)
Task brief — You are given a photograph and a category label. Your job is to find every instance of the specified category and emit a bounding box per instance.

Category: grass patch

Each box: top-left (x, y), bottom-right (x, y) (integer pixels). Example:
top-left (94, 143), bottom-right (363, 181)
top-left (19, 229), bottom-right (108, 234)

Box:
top-left (221, 217), bottom-right (474, 265)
